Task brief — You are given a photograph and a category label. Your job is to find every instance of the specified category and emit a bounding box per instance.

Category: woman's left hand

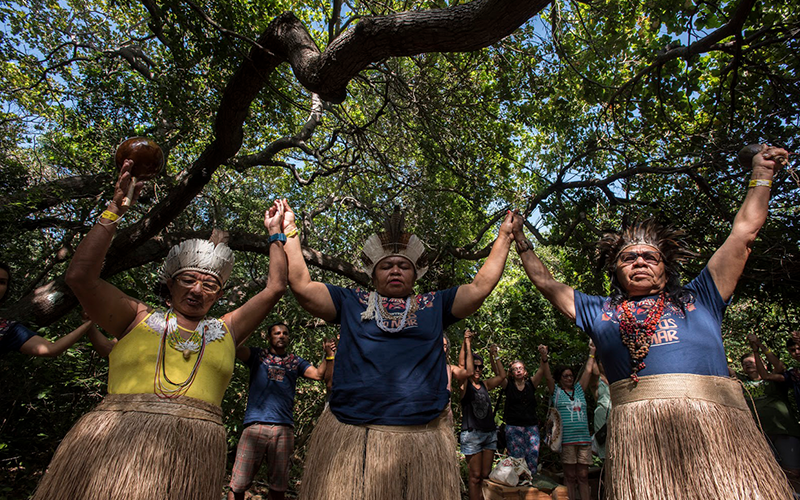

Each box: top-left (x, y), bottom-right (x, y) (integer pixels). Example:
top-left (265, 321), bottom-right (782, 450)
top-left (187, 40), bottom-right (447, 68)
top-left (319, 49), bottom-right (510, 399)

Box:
top-left (264, 199), bottom-right (285, 235)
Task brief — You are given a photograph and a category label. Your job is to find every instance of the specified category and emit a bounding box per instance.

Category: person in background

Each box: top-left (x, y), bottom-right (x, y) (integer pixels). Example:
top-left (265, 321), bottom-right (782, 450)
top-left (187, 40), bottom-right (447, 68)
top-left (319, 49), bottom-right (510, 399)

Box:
top-left (228, 322), bottom-right (332, 500)
top-left (545, 346), bottom-right (595, 500)
top-left (590, 352), bottom-right (611, 462)
top-left (460, 345), bottom-right (505, 500)
top-left (496, 344), bottom-right (550, 475)
top-left (743, 333), bottom-right (800, 491)
top-left (0, 262), bottom-right (96, 357)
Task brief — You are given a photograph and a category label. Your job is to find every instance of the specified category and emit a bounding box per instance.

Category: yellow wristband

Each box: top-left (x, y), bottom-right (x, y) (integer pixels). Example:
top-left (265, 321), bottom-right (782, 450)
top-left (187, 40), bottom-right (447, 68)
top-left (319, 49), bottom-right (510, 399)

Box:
top-left (101, 210), bottom-right (120, 222)
top-left (749, 179), bottom-right (772, 188)
top-left (286, 227), bottom-right (298, 238)
top-left (589, 354), bottom-right (595, 358)
top-left (325, 356), bottom-right (335, 361)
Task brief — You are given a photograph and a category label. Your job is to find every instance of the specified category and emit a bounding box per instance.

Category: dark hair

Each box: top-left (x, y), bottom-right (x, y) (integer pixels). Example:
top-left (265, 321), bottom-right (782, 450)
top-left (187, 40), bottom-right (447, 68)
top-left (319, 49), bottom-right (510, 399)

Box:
top-left (787, 335), bottom-right (800, 350)
top-left (268, 322), bottom-right (290, 335)
top-left (553, 365), bottom-right (574, 383)
top-left (0, 262), bottom-right (11, 304)
top-left (739, 352), bottom-right (755, 364)
top-left (472, 353), bottom-right (484, 365)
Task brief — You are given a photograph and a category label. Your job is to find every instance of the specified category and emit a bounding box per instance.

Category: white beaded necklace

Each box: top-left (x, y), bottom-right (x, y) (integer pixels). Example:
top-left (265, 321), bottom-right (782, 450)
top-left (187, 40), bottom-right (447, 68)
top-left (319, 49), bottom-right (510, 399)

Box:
top-left (364, 292), bottom-right (413, 333)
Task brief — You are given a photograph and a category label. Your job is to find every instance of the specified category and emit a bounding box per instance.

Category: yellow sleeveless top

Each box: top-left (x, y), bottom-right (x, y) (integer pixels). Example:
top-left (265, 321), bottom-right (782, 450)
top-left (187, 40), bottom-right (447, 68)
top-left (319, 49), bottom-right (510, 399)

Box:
top-left (108, 309), bottom-right (235, 406)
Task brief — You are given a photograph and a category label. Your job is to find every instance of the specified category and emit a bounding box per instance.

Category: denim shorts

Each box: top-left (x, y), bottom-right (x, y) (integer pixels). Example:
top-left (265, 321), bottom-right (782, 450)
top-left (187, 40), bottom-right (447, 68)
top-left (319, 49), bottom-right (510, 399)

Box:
top-left (460, 429), bottom-right (497, 456)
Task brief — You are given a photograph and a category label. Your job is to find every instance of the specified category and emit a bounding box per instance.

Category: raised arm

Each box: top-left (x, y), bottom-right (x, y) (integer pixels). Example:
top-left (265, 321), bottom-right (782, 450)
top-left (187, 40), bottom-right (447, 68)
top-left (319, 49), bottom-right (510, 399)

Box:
top-left (512, 216), bottom-right (576, 320)
top-left (484, 344), bottom-right (506, 391)
top-left (65, 162), bottom-right (149, 338)
top-left (223, 201), bottom-right (288, 345)
top-left (531, 344), bottom-right (551, 388)
top-left (19, 320), bottom-right (93, 358)
top-left (451, 211), bottom-right (515, 319)
top-left (748, 333), bottom-right (785, 382)
top-left (577, 344), bottom-right (597, 392)
top-left (323, 338), bottom-right (336, 392)
top-left (281, 200), bottom-right (337, 322)
top-left (303, 340), bottom-right (335, 381)
top-left (708, 145), bottom-right (788, 301)
top-left (451, 331), bottom-right (474, 383)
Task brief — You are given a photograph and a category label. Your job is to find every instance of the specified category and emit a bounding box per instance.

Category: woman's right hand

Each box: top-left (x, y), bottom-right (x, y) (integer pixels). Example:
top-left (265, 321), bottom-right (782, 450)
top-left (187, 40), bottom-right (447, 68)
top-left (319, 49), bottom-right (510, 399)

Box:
top-left (281, 199), bottom-right (296, 232)
top-left (111, 159), bottom-right (144, 210)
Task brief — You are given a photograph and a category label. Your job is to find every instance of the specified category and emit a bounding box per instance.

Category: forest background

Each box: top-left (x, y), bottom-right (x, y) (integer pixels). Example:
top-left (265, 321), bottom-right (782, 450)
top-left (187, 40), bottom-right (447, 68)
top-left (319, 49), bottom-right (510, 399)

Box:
top-left (0, 0), bottom-right (797, 497)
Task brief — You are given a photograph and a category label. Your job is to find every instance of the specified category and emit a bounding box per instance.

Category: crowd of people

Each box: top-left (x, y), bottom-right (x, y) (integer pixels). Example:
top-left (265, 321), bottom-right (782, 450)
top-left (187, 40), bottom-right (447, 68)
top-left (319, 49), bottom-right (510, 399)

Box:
top-left (1, 144), bottom-right (797, 500)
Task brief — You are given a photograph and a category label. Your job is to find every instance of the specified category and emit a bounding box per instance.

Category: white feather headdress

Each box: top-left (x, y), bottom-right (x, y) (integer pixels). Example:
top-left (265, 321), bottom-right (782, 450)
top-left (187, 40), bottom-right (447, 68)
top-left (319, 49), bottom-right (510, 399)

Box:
top-left (159, 238), bottom-right (235, 285)
top-left (360, 207), bottom-right (428, 278)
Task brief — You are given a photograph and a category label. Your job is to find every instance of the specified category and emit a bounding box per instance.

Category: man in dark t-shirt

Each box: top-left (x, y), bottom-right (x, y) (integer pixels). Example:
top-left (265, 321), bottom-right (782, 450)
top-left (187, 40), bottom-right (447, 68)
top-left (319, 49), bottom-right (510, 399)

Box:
top-left (228, 322), bottom-right (331, 500)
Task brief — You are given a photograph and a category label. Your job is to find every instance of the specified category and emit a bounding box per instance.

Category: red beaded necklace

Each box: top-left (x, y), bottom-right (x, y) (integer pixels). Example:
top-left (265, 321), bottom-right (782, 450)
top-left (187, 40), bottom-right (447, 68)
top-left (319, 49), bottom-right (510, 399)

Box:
top-left (619, 294), bottom-right (666, 382)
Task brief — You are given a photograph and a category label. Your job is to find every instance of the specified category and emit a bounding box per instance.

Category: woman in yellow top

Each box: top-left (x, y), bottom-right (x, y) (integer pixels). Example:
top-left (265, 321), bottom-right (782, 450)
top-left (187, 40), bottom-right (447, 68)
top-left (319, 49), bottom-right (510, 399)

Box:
top-left (33, 160), bottom-right (288, 500)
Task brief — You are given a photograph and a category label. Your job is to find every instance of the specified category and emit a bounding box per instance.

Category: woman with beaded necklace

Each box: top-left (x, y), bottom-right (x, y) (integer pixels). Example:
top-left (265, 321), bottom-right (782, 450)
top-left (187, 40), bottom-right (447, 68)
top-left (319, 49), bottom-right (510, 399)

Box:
top-left (281, 201), bottom-right (515, 500)
top-left (33, 161), bottom-right (288, 500)
top-left (511, 144), bottom-right (793, 499)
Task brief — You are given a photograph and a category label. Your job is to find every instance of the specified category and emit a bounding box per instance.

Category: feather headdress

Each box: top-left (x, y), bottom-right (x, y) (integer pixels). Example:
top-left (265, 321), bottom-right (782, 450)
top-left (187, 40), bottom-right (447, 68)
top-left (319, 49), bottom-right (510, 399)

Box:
top-left (159, 233), bottom-right (235, 285)
top-left (596, 219), bottom-right (697, 273)
top-left (360, 206), bottom-right (428, 278)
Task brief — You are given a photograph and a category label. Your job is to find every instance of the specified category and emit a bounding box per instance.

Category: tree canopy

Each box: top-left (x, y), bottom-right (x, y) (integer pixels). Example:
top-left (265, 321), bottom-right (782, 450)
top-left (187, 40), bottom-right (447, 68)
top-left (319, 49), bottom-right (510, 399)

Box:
top-left (0, 0), bottom-right (798, 495)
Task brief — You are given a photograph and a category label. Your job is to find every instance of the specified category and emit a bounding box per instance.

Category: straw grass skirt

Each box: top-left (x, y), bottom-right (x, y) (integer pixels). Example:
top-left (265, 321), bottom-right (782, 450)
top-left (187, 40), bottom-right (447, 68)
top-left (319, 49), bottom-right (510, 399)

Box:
top-left (299, 407), bottom-right (460, 500)
top-left (606, 374), bottom-right (793, 500)
top-left (33, 393), bottom-right (226, 500)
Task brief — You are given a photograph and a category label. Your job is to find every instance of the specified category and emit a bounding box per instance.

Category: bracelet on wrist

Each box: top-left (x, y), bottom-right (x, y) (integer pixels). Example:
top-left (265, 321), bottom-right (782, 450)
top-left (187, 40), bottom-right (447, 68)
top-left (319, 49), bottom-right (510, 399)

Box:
top-left (268, 233), bottom-right (287, 244)
top-left (749, 179), bottom-right (772, 188)
top-left (98, 209), bottom-right (125, 226)
top-left (325, 356), bottom-right (335, 361)
top-left (286, 227), bottom-right (299, 238)
top-left (589, 354), bottom-right (595, 358)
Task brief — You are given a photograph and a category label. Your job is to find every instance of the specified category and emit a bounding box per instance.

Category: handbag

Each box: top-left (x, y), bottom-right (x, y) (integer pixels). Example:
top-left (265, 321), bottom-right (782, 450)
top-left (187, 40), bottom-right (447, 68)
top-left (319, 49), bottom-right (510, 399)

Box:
top-left (544, 390), bottom-right (562, 453)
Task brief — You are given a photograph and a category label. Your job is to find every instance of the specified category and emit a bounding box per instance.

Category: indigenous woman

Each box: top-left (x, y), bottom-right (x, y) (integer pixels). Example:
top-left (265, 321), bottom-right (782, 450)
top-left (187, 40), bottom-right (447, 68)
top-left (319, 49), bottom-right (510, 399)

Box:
top-left (1, 262), bottom-right (96, 357)
top-left (282, 201), bottom-right (515, 500)
top-left (496, 344), bottom-right (550, 475)
top-left (512, 145), bottom-right (794, 499)
top-left (33, 161), bottom-right (288, 500)
top-left (545, 348), bottom-right (595, 500)
top-left (460, 346), bottom-right (505, 500)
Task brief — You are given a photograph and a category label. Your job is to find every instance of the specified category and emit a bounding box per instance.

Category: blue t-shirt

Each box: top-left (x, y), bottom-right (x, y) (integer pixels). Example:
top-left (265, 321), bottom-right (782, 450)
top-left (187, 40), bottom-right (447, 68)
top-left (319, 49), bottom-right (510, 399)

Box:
top-left (326, 285), bottom-right (461, 425)
top-left (0, 319), bottom-right (36, 355)
top-left (242, 347), bottom-right (311, 427)
top-left (574, 267), bottom-right (730, 384)
top-left (551, 383), bottom-right (590, 446)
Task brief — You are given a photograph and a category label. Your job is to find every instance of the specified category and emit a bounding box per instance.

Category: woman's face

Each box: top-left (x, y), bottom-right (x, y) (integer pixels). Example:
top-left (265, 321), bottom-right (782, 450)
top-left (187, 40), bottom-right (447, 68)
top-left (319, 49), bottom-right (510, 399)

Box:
top-left (510, 362), bottom-right (528, 381)
top-left (472, 360), bottom-right (484, 382)
top-left (166, 271), bottom-right (223, 320)
top-left (372, 256), bottom-right (416, 298)
top-left (0, 268), bottom-right (9, 302)
top-left (614, 244), bottom-right (667, 297)
top-left (559, 369), bottom-right (575, 389)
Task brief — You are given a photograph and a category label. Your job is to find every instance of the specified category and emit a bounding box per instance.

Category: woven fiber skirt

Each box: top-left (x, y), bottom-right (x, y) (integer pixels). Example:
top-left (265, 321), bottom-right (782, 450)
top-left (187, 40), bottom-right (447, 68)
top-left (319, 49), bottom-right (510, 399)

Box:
top-left (606, 373), bottom-right (793, 500)
top-left (299, 407), bottom-right (460, 500)
top-left (33, 393), bottom-right (226, 500)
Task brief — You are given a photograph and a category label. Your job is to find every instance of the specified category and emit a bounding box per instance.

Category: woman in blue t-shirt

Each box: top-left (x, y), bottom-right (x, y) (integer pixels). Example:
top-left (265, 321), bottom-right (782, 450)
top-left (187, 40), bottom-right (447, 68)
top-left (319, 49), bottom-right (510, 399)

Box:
top-left (545, 347), bottom-right (595, 500)
top-left (509, 145), bottom-right (793, 499)
top-left (0, 262), bottom-right (94, 357)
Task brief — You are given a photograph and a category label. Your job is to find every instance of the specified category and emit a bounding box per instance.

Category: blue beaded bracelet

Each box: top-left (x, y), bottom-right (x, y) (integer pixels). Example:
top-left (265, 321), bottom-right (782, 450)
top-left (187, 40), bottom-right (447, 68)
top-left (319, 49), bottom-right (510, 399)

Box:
top-left (268, 233), bottom-right (287, 244)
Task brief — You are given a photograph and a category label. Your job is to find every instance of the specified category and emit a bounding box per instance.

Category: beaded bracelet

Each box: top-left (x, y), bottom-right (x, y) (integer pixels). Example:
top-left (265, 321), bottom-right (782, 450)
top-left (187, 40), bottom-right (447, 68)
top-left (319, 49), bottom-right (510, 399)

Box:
top-left (749, 179), bottom-right (772, 188)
